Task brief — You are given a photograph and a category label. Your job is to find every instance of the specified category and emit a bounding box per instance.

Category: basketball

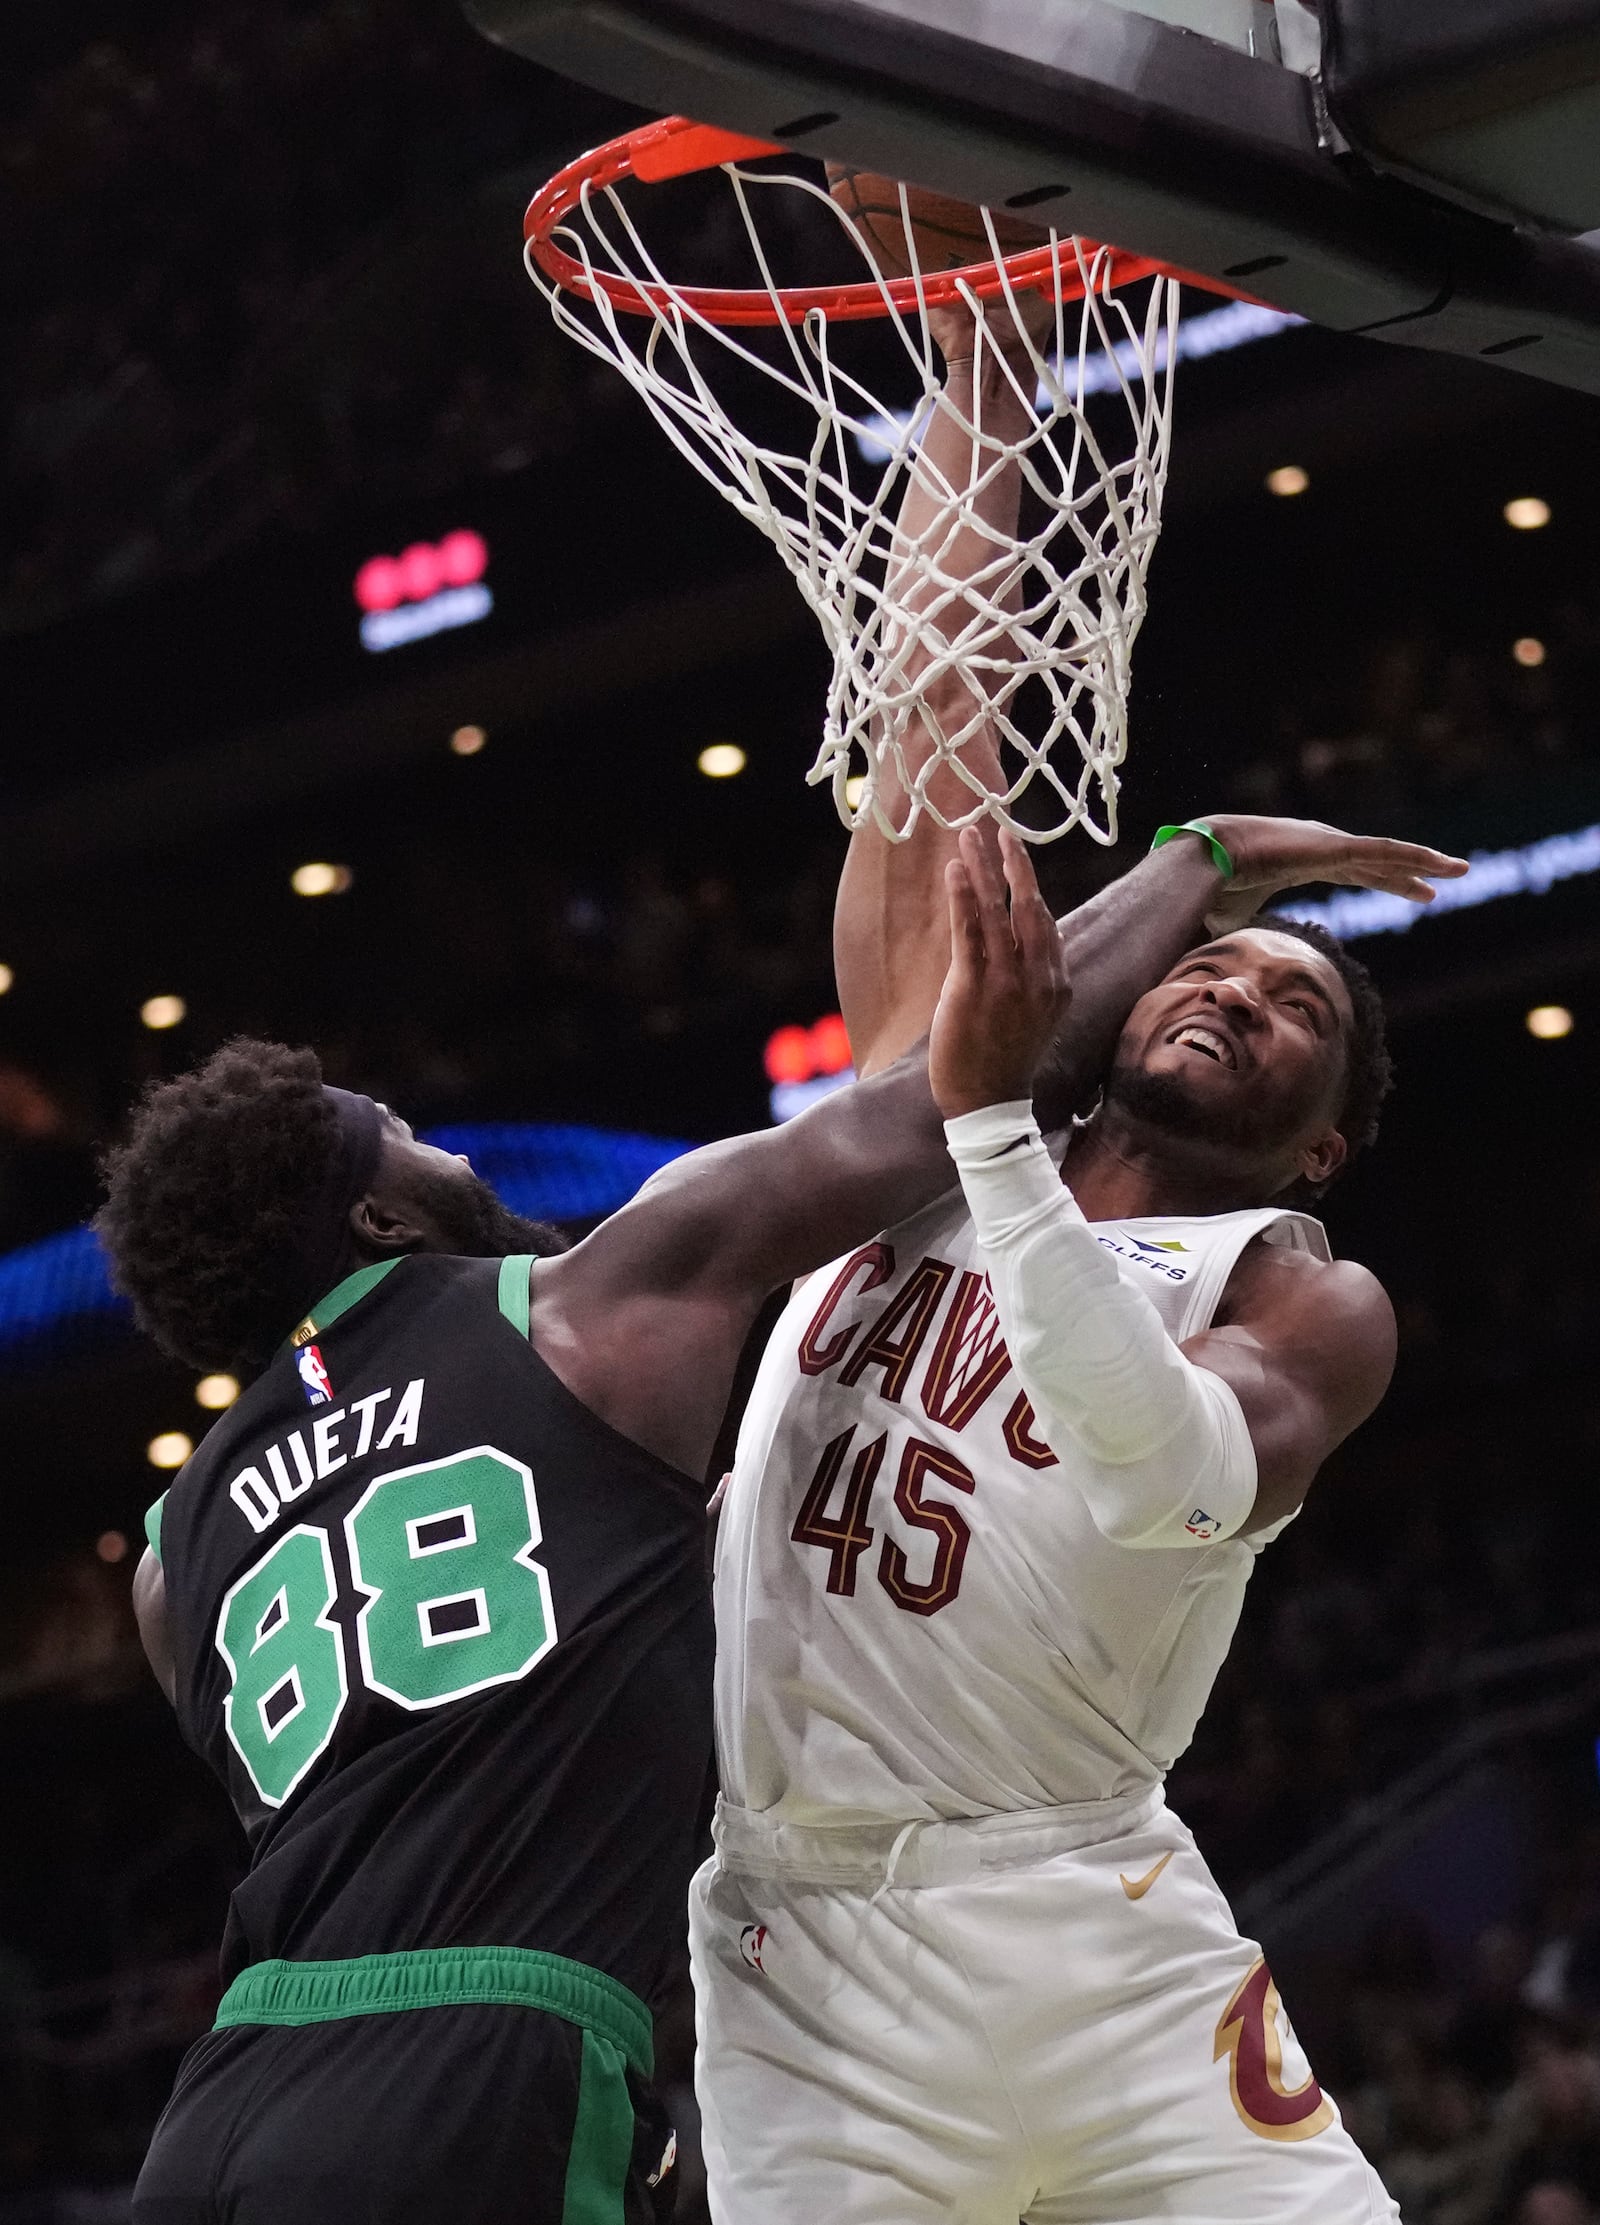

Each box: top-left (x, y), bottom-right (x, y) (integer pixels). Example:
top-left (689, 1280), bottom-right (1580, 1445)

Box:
top-left (825, 165), bottom-right (1053, 281)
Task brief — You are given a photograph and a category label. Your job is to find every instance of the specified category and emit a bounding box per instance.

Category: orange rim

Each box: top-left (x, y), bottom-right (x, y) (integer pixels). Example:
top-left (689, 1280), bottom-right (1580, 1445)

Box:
top-left (524, 115), bottom-right (1226, 327)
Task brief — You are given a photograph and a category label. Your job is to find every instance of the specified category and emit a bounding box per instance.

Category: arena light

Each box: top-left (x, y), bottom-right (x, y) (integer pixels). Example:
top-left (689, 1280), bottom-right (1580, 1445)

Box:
top-left (1526, 1004), bottom-right (1574, 1039)
top-left (140, 994), bottom-right (186, 1031)
top-left (0, 965), bottom-right (13, 995)
top-left (1513, 637), bottom-right (1546, 667)
top-left (765, 1013), bottom-right (855, 1122)
top-left (1266, 465), bottom-right (1309, 497)
top-left (147, 1431), bottom-right (193, 1470)
top-left (96, 1530), bottom-right (128, 1564)
top-left (698, 743), bottom-right (747, 779)
top-left (450, 724), bottom-right (487, 756)
top-left (1503, 496), bottom-right (1551, 530)
top-left (291, 862), bottom-right (353, 898)
top-left (354, 530), bottom-right (493, 653)
top-left (195, 1373), bottom-right (240, 1410)
top-left (844, 774), bottom-right (867, 812)
top-left (1279, 822), bottom-right (1600, 942)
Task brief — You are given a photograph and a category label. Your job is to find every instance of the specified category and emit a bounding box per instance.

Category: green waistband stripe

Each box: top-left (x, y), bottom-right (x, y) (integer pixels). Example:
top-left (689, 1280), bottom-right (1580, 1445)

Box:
top-left (144, 1493), bottom-right (166, 1565)
top-left (562, 2028), bottom-right (635, 2225)
top-left (214, 1945), bottom-right (652, 2076)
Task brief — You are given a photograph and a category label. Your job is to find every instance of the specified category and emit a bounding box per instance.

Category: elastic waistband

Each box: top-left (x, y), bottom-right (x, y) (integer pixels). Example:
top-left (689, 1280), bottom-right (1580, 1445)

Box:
top-left (215, 1946), bottom-right (652, 2076)
top-left (712, 1786), bottom-right (1165, 1888)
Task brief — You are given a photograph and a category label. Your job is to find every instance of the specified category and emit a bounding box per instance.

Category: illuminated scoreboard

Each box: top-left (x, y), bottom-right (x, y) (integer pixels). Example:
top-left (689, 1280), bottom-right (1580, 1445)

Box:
top-left (765, 1013), bottom-right (854, 1122)
top-left (354, 529), bottom-right (493, 652)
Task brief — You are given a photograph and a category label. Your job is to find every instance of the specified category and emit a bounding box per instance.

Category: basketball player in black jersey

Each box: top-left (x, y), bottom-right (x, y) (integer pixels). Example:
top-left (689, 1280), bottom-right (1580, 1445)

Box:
top-left (100, 821), bottom-right (1455, 2225)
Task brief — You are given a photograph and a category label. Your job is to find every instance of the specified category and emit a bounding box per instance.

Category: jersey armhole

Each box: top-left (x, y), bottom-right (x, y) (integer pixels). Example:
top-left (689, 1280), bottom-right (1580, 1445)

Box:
top-left (497, 1253), bottom-right (533, 1340)
top-left (144, 1492), bottom-right (167, 1566)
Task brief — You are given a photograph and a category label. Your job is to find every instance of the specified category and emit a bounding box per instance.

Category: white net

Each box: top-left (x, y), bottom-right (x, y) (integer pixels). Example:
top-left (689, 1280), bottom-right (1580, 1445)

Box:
top-left (526, 156), bottom-right (1179, 845)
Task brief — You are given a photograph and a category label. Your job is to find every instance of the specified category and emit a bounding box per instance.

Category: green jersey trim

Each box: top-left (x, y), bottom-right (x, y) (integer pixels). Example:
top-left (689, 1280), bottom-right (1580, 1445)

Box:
top-left (497, 1253), bottom-right (533, 1339)
top-left (213, 1945), bottom-right (653, 2075)
top-left (144, 1493), bottom-right (166, 1565)
top-left (285, 1256), bottom-right (404, 1353)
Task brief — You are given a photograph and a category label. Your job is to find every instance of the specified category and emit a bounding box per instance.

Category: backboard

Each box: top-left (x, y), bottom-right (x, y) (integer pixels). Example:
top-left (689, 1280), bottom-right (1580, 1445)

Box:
top-left (464, 0), bottom-right (1600, 395)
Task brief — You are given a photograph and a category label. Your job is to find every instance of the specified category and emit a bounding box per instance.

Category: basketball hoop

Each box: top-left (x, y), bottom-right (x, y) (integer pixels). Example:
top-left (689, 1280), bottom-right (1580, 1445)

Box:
top-left (525, 117), bottom-right (1202, 844)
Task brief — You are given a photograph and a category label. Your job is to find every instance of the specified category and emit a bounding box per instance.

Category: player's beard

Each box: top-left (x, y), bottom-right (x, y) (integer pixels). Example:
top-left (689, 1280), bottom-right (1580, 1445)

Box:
top-left (410, 1161), bottom-right (569, 1260)
top-left (1101, 1060), bottom-right (1277, 1152)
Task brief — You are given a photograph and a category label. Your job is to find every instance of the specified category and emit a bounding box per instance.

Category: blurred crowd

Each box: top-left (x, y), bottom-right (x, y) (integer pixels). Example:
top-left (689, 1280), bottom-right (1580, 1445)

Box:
top-left (4, 0), bottom-right (613, 626)
top-left (0, 827), bottom-right (849, 1254)
top-left (1227, 595), bottom-right (1600, 833)
top-left (1174, 1413), bottom-right (1600, 1891)
top-left (1285, 1826), bottom-right (1600, 2225)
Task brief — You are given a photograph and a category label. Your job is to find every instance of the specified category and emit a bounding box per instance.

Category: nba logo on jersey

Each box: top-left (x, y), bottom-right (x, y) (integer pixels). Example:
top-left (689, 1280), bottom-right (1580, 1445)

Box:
top-left (296, 1343), bottom-right (334, 1406)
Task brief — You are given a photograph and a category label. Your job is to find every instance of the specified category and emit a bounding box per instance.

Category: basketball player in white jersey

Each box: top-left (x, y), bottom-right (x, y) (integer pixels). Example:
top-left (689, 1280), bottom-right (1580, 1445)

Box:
top-left (689, 285), bottom-right (1467, 2221)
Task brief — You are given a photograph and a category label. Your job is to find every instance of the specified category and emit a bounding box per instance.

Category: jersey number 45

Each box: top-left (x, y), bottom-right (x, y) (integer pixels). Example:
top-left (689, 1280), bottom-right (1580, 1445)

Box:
top-left (792, 1426), bottom-right (975, 1616)
top-left (214, 1445), bottom-right (556, 1809)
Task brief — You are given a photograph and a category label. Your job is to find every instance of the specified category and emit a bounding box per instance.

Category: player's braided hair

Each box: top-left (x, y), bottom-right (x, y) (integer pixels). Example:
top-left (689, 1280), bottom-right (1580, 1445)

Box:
top-left (96, 1038), bottom-right (343, 1372)
top-left (1266, 915), bottom-right (1393, 1178)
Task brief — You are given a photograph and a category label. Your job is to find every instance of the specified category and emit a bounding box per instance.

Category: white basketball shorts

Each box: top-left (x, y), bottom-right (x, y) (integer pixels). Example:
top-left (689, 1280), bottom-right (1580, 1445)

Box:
top-left (688, 1791), bottom-right (1397, 2225)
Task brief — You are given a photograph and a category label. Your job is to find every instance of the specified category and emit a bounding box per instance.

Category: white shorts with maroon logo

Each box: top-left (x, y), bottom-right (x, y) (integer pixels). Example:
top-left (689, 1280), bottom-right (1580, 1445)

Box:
top-left (688, 1792), bottom-right (1396, 2225)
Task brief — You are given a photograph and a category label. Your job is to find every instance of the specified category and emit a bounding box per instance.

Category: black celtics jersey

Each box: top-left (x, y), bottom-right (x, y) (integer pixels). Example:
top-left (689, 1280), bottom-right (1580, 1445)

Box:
top-left (149, 1253), bottom-right (714, 2013)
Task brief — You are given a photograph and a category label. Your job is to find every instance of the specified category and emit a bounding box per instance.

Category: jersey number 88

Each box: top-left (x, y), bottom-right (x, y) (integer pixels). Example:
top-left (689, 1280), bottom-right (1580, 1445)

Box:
top-left (215, 1446), bottom-right (556, 1808)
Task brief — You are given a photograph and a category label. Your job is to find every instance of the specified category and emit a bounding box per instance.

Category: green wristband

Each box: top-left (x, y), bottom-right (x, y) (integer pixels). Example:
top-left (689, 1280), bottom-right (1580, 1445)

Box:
top-left (1151, 820), bottom-right (1235, 880)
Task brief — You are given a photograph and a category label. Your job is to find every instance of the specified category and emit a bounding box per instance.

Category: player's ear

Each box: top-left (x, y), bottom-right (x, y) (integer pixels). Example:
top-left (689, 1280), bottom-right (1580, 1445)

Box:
top-left (1295, 1125), bottom-right (1347, 1193)
top-left (348, 1192), bottom-right (425, 1257)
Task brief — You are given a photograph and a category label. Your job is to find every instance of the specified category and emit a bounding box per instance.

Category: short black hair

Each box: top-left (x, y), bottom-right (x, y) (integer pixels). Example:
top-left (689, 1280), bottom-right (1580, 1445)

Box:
top-left (96, 1039), bottom-right (342, 1372)
top-left (1265, 915), bottom-right (1393, 1171)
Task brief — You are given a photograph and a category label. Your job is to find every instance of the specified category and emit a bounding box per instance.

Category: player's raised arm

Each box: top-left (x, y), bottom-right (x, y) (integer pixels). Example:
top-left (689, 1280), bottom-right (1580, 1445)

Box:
top-left (827, 293), bottom-right (1467, 1089)
top-left (533, 820), bottom-right (1461, 1479)
top-left (530, 832), bottom-right (1067, 1479)
top-left (932, 825), bottom-right (1397, 1544)
top-left (1031, 815), bottom-right (1467, 1121)
top-left (827, 266), bottom-right (1470, 1090)
top-left (852, 799), bottom-right (1467, 1124)
top-left (835, 293), bottom-right (1044, 1077)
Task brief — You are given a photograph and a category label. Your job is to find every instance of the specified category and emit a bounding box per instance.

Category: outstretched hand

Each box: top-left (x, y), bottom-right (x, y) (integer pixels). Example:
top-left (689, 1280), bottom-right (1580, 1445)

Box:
top-left (1197, 816), bottom-right (1469, 937)
top-left (930, 828), bottom-right (1070, 1120)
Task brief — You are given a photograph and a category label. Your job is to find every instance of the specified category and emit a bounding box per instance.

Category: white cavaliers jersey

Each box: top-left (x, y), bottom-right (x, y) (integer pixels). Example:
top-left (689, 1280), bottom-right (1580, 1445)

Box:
top-left (715, 1167), bottom-right (1330, 1826)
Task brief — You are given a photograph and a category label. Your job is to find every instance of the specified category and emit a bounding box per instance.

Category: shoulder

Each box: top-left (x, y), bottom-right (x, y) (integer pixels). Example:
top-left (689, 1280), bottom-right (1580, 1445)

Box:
top-left (1221, 1239), bottom-right (1396, 1406)
top-left (1223, 1233), bottom-right (1387, 1316)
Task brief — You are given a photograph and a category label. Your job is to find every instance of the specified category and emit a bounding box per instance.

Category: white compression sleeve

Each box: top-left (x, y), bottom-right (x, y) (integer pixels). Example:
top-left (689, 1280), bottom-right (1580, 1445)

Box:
top-left (945, 1102), bottom-right (1257, 1548)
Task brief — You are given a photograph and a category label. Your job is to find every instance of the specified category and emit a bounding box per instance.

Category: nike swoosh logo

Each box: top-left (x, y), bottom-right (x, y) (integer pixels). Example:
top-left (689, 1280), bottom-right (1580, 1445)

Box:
top-left (1119, 1850), bottom-right (1175, 1901)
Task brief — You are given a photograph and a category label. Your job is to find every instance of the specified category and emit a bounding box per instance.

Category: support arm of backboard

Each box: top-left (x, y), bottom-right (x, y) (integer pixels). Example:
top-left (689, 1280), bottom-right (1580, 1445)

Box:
top-left (464, 0), bottom-right (1600, 396)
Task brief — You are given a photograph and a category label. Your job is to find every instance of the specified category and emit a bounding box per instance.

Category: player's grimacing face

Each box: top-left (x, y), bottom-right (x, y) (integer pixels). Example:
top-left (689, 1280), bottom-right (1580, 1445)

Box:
top-left (1111, 930), bottom-right (1353, 1152)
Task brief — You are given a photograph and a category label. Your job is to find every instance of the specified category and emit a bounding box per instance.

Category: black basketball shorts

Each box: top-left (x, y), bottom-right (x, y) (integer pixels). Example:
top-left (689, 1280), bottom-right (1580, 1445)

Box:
top-left (131, 1999), bottom-right (677, 2225)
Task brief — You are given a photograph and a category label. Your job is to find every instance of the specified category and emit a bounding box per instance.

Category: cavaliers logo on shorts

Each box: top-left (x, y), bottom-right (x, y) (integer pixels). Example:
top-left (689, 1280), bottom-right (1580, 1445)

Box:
top-left (1213, 1958), bottom-right (1334, 2141)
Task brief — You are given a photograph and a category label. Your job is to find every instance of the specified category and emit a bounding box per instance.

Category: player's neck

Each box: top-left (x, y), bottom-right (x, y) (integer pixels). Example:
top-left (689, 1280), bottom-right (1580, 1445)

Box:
top-left (1061, 1111), bottom-right (1283, 1222)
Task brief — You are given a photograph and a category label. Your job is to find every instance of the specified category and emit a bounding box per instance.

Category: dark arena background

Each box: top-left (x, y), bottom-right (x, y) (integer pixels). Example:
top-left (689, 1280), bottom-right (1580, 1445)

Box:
top-left (7, 4), bottom-right (1600, 2220)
